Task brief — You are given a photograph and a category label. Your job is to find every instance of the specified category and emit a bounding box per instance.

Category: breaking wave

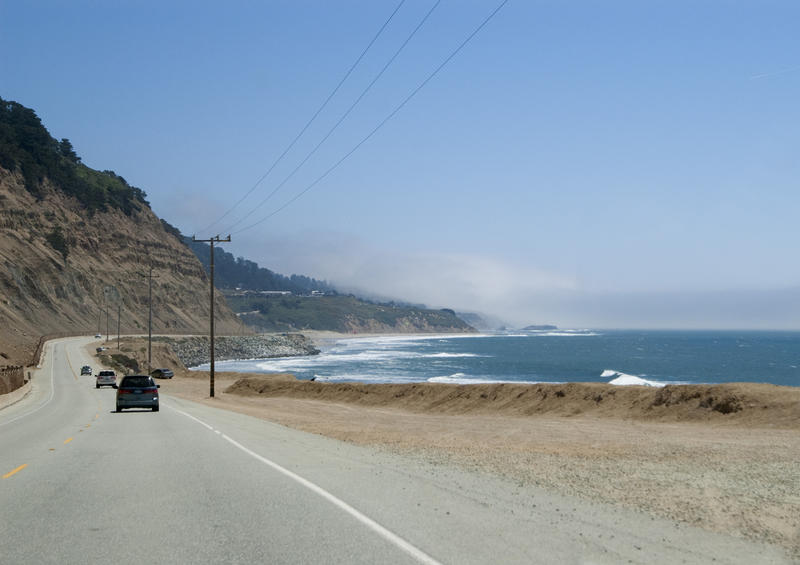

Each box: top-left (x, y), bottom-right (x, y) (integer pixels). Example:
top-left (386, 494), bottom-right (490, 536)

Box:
top-left (602, 369), bottom-right (666, 387)
top-left (428, 373), bottom-right (554, 385)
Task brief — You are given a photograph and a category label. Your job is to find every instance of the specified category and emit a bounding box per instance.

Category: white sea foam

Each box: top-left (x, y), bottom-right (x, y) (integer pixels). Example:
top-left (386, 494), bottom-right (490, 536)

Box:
top-left (311, 373), bottom-right (422, 384)
top-left (422, 352), bottom-right (482, 359)
top-left (335, 333), bottom-right (491, 349)
top-left (602, 369), bottom-right (666, 387)
top-left (248, 349), bottom-right (422, 371)
top-left (528, 331), bottom-right (601, 337)
top-left (427, 374), bottom-right (554, 385)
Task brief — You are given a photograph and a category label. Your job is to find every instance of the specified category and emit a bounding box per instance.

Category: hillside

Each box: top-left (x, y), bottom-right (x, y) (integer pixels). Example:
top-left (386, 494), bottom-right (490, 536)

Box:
top-left (188, 237), bottom-right (475, 334)
top-left (187, 237), bottom-right (333, 295)
top-left (0, 97), bottom-right (472, 365)
top-left (0, 99), bottom-right (240, 365)
top-left (225, 292), bottom-right (475, 333)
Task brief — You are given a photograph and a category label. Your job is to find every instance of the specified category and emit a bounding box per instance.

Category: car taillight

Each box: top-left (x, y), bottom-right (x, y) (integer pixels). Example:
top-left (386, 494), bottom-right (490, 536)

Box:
top-left (146, 388), bottom-right (158, 394)
top-left (118, 389), bottom-right (133, 394)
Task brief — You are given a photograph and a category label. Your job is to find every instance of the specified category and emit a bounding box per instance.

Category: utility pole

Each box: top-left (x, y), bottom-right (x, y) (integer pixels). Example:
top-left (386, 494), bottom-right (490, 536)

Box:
top-left (117, 301), bottom-right (121, 350)
top-left (192, 234), bottom-right (231, 398)
top-left (137, 266), bottom-right (159, 375)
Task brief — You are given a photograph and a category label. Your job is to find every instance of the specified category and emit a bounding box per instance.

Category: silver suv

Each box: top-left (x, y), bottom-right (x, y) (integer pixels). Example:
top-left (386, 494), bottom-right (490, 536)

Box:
top-left (96, 370), bottom-right (116, 388)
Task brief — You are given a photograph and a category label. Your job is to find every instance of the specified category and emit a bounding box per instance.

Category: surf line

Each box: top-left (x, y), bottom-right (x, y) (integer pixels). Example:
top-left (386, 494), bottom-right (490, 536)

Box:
top-left (170, 406), bottom-right (442, 565)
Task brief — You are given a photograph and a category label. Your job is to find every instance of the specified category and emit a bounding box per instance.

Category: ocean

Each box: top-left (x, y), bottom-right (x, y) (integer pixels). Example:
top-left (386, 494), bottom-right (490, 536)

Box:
top-left (203, 330), bottom-right (800, 388)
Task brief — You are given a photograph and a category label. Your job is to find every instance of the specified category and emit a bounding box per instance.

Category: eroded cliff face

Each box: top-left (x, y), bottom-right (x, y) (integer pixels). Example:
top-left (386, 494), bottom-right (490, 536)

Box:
top-left (0, 168), bottom-right (241, 364)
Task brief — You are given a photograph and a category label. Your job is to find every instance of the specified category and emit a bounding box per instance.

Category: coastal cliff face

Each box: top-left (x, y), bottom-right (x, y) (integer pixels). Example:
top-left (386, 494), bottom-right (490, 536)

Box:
top-left (0, 168), bottom-right (240, 365)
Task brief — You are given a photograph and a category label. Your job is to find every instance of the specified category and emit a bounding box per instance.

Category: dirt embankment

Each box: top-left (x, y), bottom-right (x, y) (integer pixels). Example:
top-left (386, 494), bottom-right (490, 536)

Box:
top-left (224, 376), bottom-right (800, 428)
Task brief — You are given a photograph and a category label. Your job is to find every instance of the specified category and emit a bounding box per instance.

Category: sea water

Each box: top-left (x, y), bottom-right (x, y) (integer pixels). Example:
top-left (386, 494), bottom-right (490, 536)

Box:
top-left (204, 330), bottom-right (800, 387)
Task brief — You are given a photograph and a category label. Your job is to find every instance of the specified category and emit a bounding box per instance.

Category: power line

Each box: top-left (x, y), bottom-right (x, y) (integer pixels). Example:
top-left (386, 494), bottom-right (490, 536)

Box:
top-left (196, 0), bottom-right (407, 235)
top-left (232, 0), bottom-right (510, 235)
top-left (222, 0), bottom-right (442, 234)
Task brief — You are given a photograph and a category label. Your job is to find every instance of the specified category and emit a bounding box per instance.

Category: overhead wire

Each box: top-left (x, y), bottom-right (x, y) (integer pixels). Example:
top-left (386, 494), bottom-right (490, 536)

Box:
top-left (221, 0), bottom-right (442, 234)
top-left (232, 0), bottom-right (510, 235)
top-left (195, 0), bottom-right (407, 235)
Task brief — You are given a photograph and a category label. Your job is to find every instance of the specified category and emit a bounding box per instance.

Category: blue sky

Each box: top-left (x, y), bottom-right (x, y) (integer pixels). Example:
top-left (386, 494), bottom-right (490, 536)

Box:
top-left (2, 1), bottom-right (799, 328)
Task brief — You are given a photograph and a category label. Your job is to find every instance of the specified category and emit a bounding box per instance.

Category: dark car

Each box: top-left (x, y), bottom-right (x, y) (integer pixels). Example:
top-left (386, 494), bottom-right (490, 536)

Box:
top-left (116, 375), bottom-right (160, 412)
top-left (150, 368), bottom-right (174, 379)
top-left (80, 365), bottom-right (92, 376)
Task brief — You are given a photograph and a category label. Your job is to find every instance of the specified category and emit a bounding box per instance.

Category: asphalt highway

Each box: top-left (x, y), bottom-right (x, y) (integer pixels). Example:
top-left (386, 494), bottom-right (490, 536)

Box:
top-left (0, 337), bottom-right (791, 564)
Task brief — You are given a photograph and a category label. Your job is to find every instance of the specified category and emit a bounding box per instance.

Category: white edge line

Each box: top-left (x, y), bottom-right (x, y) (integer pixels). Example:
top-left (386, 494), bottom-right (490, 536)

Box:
top-left (0, 342), bottom-right (56, 427)
top-left (173, 408), bottom-right (214, 431)
top-left (171, 406), bottom-right (442, 565)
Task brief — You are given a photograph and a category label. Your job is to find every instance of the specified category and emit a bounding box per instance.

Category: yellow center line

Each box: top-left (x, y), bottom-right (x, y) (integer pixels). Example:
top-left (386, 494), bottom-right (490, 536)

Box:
top-left (95, 413), bottom-right (99, 420)
top-left (3, 464), bottom-right (28, 479)
top-left (85, 424), bottom-right (91, 428)
top-left (65, 352), bottom-right (78, 380)
top-left (64, 437), bottom-right (73, 444)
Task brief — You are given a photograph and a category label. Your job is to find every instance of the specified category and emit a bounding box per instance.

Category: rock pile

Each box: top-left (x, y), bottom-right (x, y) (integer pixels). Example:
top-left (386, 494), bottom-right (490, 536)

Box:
top-left (161, 334), bottom-right (319, 368)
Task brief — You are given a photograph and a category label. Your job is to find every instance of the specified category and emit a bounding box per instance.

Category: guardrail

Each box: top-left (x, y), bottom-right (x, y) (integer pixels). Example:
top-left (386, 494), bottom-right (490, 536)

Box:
top-left (0, 365), bottom-right (24, 395)
top-left (30, 335), bottom-right (48, 368)
top-left (28, 332), bottom-right (79, 368)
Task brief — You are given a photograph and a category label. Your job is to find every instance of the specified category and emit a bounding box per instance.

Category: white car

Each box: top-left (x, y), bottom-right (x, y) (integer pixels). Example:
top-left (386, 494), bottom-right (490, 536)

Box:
top-left (94, 333), bottom-right (102, 338)
top-left (96, 370), bottom-right (116, 388)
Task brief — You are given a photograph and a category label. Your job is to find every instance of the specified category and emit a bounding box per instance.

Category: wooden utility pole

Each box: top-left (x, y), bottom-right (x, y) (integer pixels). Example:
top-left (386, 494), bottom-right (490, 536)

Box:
top-left (192, 235), bottom-right (230, 398)
top-left (137, 266), bottom-right (159, 375)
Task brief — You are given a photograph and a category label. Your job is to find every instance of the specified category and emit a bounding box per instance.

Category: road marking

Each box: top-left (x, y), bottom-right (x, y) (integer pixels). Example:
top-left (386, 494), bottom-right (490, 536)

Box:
top-left (66, 350), bottom-right (78, 380)
top-left (95, 413), bottom-right (99, 420)
top-left (172, 407), bottom-right (442, 565)
top-left (0, 342), bottom-right (56, 428)
top-left (3, 464), bottom-right (28, 479)
top-left (85, 424), bottom-right (91, 428)
top-left (64, 437), bottom-right (73, 444)
top-left (174, 408), bottom-right (214, 431)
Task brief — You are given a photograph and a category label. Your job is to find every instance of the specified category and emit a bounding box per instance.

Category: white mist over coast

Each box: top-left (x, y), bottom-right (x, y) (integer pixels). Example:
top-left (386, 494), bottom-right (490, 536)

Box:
top-left (237, 232), bottom-right (800, 330)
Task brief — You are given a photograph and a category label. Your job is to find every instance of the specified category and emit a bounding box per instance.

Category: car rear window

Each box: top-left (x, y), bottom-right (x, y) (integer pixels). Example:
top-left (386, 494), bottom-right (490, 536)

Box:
top-left (120, 376), bottom-right (153, 387)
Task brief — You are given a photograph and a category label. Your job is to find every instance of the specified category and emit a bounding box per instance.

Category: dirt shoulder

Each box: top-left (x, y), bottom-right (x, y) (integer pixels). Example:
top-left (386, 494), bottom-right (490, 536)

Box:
top-left (160, 371), bottom-right (800, 557)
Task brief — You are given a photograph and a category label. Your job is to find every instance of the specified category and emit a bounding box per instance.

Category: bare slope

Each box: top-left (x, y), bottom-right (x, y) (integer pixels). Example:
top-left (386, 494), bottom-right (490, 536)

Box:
top-left (0, 167), bottom-right (240, 364)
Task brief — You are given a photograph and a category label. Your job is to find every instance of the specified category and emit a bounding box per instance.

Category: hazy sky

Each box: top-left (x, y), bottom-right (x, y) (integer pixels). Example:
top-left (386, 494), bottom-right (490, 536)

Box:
top-left (2, 1), bottom-right (798, 328)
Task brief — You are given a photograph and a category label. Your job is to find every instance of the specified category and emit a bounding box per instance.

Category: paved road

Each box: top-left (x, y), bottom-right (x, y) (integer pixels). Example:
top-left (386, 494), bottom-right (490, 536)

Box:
top-left (0, 337), bottom-right (791, 564)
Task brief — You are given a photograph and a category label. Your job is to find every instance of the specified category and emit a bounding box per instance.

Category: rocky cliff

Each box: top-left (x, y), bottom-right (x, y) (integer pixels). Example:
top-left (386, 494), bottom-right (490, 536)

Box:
top-left (0, 167), bottom-right (241, 365)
